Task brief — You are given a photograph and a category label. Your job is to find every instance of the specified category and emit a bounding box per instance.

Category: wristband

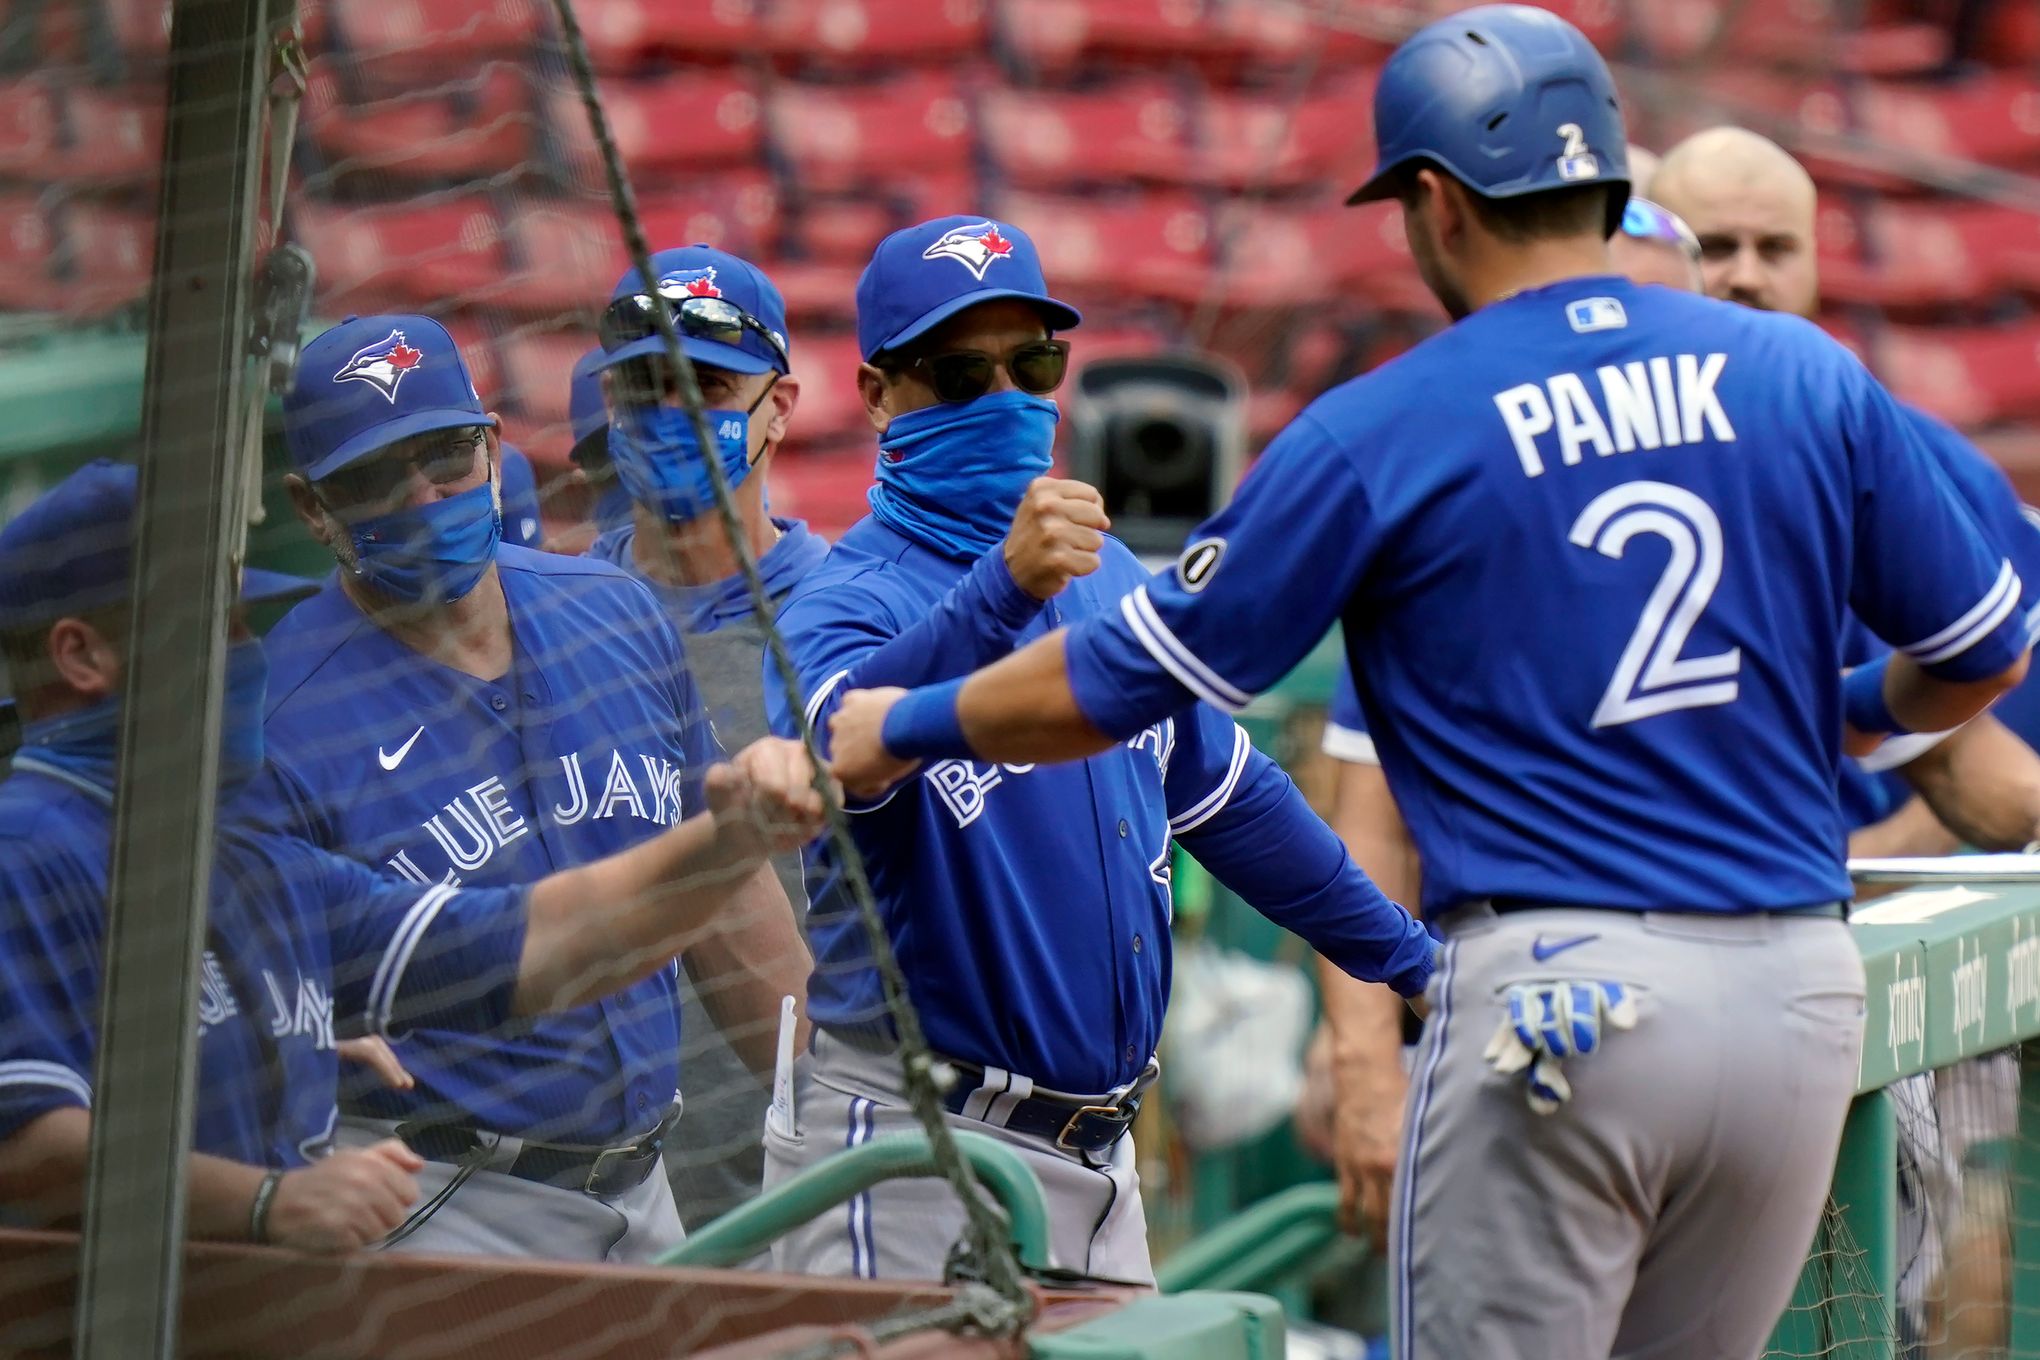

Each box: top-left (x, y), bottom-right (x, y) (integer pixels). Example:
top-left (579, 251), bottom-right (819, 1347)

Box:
top-left (1841, 658), bottom-right (1907, 736)
top-left (249, 1168), bottom-right (285, 1244)
top-left (879, 679), bottom-right (973, 760)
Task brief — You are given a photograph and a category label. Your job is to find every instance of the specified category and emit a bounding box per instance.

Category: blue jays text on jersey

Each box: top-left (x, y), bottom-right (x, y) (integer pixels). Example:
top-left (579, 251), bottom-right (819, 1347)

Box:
top-left (770, 519), bottom-right (1433, 1096)
top-left (252, 544), bottom-right (721, 1144)
top-left (1065, 277), bottom-right (2028, 917)
top-left (0, 759), bottom-right (526, 1170)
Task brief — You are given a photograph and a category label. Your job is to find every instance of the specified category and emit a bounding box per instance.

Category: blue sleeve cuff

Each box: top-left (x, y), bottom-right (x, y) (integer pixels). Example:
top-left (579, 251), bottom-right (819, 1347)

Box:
top-left (1842, 657), bottom-right (1906, 736)
top-left (880, 678), bottom-right (974, 761)
top-left (972, 548), bottom-right (1046, 631)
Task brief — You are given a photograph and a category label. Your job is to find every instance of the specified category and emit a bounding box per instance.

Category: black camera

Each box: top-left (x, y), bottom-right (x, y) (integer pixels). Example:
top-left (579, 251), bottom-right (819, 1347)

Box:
top-left (1066, 353), bottom-right (1247, 557)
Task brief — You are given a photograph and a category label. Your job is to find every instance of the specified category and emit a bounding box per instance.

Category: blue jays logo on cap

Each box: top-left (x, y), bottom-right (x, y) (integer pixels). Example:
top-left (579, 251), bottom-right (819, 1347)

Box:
top-left (921, 222), bottom-right (1018, 281)
top-left (334, 329), bottom-right (426, 404)
top-left (660, 266), bottom-right (723, 299)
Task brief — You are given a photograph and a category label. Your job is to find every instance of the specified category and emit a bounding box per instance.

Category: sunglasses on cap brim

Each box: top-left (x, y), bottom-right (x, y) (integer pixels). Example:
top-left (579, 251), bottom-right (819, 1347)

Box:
top-left (600, 287), bottom-right (789, 372)
top-left (882, 339), bottom-right (1071, 405)
top-left (1620, 198), bottom-right (1702, 263)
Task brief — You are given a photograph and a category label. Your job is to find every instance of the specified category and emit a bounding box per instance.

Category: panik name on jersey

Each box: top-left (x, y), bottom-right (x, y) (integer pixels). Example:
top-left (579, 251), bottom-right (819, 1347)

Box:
top-left (1493, 352), bottom-right (1735, 478)
top-left (381, 748), bottom-right (686, 887)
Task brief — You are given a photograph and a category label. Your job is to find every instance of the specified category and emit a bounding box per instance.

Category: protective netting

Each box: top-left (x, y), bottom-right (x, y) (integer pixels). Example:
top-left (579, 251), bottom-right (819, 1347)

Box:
top-left (7, 0), bottom-right (2040, 1357)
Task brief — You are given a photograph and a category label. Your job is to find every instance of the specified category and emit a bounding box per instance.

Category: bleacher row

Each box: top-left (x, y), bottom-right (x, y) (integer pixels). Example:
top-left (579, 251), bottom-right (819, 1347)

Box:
top-left (7, 0), bottom-right (2040, 532)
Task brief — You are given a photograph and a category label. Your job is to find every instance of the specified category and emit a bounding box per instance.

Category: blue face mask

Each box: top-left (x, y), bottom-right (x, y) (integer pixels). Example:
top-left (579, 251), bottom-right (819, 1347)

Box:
top-left (867, 390), bottom-right (1059, 561)
top-left (17, 639), bottom-right (270, 794)
top-left (611, 401), bottom-right (758, 525)
top-left (343, 478), bottom-right (501, 605)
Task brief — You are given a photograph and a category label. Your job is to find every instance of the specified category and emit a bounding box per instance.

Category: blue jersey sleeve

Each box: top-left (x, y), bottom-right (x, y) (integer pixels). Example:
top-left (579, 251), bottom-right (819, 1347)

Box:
top-left (1847, 370), bottom-right (2029, 681)
top-left (769, 550), bottom-right (1047, 756)
top-left (1321, 661), bottom-right (1377, 764)
top-left (307, 844), bottom-right (528, 1038)
top-left (0, 844), bottom-right (101, 1140)
top-left (1068, 412), bottom-right (1378, 738)
top-left (1164, 704), bottom-right (1433, 995)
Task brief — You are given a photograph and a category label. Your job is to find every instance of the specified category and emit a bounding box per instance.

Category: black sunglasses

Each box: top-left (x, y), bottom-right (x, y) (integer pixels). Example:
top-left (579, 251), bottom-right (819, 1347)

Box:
top-left (600, 287), bottom-right (789, 372)
top-left (889, 339), bottom-right (1071, 404)
top-left (316, 425), bottom-right (487, 514)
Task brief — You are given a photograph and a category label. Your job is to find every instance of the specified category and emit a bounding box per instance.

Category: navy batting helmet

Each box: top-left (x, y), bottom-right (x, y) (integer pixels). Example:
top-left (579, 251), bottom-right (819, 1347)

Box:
top-left (1347, 5), bottom-right (1629, 233)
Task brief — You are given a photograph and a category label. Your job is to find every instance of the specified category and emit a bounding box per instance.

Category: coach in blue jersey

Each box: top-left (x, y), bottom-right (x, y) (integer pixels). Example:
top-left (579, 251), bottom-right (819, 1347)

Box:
top-left (1652, 125), bottom-right (2040, 858)
top-left (764, 215), bottom-right (1434, 1285)
top-left (827, 12), bottom-right (2031, 1357)
top-left (0, 460), bottom-right (826, 1253)
top-left (584, 247), bottom-right (826, 1227)
top-left (256, 314), bottom-right (811, 1262)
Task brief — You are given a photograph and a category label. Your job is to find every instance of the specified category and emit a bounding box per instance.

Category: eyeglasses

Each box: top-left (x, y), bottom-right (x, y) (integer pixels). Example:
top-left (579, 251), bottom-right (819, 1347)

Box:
top-left (1621, 198), bottom-right (1702, 263)
top-left (599, 287), bottom-right (790, 373)
top-left (316, 425), bottom-right (487, 512)
top-left (889, 340), bottom-right (1071, 405)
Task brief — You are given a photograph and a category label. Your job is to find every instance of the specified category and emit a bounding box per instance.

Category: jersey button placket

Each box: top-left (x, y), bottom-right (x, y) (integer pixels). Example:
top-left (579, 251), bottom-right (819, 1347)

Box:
top-left (489, 693), bottom-right (508, 713)
top-left (1117, 819), bottom-right (1129, 838)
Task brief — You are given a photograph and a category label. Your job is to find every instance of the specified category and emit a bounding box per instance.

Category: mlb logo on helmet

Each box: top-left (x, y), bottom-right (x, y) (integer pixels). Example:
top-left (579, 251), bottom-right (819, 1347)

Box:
top-left (659, 267), bottom-right (722, 299)
top-left (334, 329), bottom-right (426, 404)
top-left (921, 222), bottom-right (1017, 282)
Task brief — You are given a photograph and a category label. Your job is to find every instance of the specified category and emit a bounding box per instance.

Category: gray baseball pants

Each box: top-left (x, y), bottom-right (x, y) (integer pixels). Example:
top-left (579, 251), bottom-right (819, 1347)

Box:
top-left (760, 1030), bottom-right (1153, 1285)
top-left (331, 1115), bottom-right (687, 1263)
top-left (1390, 905), bottom-right (1865, 1360)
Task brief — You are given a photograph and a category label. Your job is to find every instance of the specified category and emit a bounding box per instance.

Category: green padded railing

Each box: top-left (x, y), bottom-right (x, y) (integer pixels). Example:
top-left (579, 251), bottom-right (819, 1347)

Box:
top-left (1152, 1184), bottom-right (1342, 1296)
top-left (657, 1129), bottom-right (1053, 1273)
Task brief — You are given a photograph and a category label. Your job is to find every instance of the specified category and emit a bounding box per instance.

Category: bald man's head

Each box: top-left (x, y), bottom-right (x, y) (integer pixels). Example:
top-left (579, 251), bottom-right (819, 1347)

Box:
top-left (1652, 127), bottom-right (1819, 317)
top-left (1626, 144), bottom-right (1662, 195)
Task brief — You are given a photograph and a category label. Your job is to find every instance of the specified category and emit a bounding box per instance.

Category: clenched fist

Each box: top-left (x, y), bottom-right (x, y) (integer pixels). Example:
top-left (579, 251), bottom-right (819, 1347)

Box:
top-left (707, 737), bottom-right (836, 856)
top-left (263, 1139), bottom-right (423, 1253)
top-left (1004, 478), bottom-right (1110, 600)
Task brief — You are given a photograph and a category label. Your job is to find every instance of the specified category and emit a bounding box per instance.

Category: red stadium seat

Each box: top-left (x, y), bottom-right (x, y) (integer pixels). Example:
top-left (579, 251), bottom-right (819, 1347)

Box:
top-left (1210, 2), bottom-right (1390, 72)
top-left (0, 80), bottom-right (160, 187)
top-left (60, 85), bottom-right (163, 184)
top-left (1199, 80), bottom-right (1376, 191)
top-left (548, 71), bottom-right (765, 178)
top-left (0, 195), bottom-right (67, 312)
top-left (303, 63), bottom-right (532, 184)
top-left (1878, 323), bottom-right (2040, 430)
top-left (1210, 201), bottom-right (1432, 315)
top-left (771, 76), bottom-right (974, 194)
top-left (1425, 0), bottom-right (1623, 52)
top-left (979, 84), bottom-right (1195, 189)
top-left (59, 201), bottom-right (154, 315)
top-left (771, 449), bottom-right (877, 538)
top-left (497, 327), bottom-right (592, 427)
top-left (1857, 74), bottom-right (2040, 169)
top-left (1631, 0), bottom-right (1942, 76)
top-left (764, 0), bottom-right (990, 66)
top-left (437, 315), bottom-right (505, 412)
top-left (787, 196), bottom-right (896, 265)
top-left (504, 179), bottom-right (777, 317)
top-left (308, 0), bottom-right (543, 89)
top-left (99, 0), bottom-right (172, 60)
top-left (1835, 201), bottom-right (2040, 308)
top-left (295, 197), bottom-right (509, 312)
top-left (785, 333), bottom-right (871, 448)
top-left (766, 260), bottom-right (863, 328)
top-left (994, 0), bottom-right (1230, 73)
top-left (992, 192), bottom-right (1215, 305)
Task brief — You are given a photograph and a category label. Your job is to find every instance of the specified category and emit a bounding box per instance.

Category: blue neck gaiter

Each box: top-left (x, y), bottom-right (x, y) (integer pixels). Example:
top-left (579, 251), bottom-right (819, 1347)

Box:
top-left (611, 405), bottom-right (754, 525)
top-left (866, 390), bottom-right (1059, 561)
top-left (16, 639), bottom-right (270, 795)
top-left (345, 479), bottom-right (501, 605)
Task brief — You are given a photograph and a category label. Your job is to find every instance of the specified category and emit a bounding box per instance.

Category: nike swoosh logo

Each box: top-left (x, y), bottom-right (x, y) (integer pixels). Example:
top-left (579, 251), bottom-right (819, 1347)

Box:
top-left (377, 726), bottom-right (425, 772)
top-left (1530, 933), bottom-right (1600, 963)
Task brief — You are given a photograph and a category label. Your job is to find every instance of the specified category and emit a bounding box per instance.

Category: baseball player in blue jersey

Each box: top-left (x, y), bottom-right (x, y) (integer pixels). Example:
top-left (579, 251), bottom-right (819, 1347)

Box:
top-left (546, 347), bottom-right (635, 556)
top-left (253, 313), bottom-right (811, 1261)
top-left (762, 215), bottom-right (1434, 1285)
top-left (1652, 126), bottom-right (2040, 857)
top-left (496, 442), bottom-right (545, 550)
top-left (582, 246), bottom-right (827, 1227)
top-left (825, 10), bottom-right (2033, 1354)
top-left (0, 460), bottom-right (826, 1252)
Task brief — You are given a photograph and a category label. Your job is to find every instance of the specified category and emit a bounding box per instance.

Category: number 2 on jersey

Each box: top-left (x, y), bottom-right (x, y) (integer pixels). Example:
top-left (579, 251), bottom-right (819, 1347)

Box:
top-left (1569, 481), bottom-right (1741, 728)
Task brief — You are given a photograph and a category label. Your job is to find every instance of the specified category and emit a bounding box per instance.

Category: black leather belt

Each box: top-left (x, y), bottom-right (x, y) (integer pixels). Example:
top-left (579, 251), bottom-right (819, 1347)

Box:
top-left (1487, 898), bottom-right (1849, 921)
top-left (940, 1060), bottom-right (1159, 1154)
top-left (395, 1105), bottom-right (678, 1197)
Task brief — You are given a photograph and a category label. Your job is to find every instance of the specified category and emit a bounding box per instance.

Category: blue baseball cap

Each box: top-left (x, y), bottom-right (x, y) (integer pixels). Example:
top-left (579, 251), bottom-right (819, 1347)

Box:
top-left (0, 460), bottom-right (315, 633)
top-left (569, 346), bottom-right (609, 452)
top-left (599, 245), bottom-right (791, 378)
top-left (856, 215), bottom-right (1082, 362)
top-left (283, 314), bottom-right (496, 483)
